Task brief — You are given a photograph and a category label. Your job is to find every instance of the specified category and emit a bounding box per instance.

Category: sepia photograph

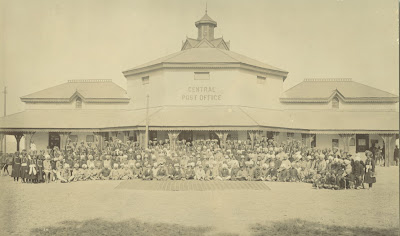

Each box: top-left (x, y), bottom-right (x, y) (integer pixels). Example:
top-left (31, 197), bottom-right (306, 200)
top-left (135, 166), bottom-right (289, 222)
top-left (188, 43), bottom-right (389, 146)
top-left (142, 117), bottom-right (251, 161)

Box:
top-left (0, 0), bottom-right (399, 235)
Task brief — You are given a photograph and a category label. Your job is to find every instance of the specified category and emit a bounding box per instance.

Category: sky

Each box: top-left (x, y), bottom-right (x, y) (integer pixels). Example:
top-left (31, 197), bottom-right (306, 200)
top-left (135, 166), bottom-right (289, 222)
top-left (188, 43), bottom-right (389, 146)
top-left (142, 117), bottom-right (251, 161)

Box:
top-left (0, 0), bottom-right (398, 116)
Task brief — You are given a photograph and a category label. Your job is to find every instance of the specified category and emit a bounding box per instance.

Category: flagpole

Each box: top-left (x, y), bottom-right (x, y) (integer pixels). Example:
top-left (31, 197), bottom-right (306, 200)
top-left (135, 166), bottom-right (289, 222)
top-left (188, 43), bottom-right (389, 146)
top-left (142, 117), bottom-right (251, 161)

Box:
top-left (3, 86), bottom-right (6, 154)
top-left (145, 94), bottom-right (149, 149)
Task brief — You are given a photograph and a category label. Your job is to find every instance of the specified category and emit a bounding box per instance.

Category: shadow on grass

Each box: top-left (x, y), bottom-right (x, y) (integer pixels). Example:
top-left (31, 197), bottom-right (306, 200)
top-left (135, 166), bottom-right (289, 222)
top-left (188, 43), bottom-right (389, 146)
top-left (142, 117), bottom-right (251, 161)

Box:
top-left (30, 218), bottom-right (237, 236)
top-left (250, 218), bottom-right (399, 236)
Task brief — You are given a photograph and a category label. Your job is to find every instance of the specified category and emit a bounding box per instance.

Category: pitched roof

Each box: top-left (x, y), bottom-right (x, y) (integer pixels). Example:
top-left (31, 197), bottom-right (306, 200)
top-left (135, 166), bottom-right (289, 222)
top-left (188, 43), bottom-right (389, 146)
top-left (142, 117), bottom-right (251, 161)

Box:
top-left (123, 48), bottom-right (288, 77)
top-left (195, 13), bottom-right (217, 26)
top-left (0, 106), bottom-right (397, 133)
top-left (241, 107), bottom-right (399, 133)
top-left (280, 78), bottom-right (398, 103)
top-left (21, 80), bottom-right (130, 103)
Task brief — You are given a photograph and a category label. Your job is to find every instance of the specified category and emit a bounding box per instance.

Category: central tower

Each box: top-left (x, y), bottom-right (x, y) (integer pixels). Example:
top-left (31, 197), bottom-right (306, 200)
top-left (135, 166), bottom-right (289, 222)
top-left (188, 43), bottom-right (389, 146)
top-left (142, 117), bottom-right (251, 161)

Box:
top-left (195, 11), bottom-right (217, 41)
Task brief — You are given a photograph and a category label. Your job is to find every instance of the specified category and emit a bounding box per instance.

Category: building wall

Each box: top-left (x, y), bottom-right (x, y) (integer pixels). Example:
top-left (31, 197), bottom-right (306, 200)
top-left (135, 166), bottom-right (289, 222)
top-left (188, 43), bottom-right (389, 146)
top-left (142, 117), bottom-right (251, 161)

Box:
top-left (125, 68), bottom-right (285, 109)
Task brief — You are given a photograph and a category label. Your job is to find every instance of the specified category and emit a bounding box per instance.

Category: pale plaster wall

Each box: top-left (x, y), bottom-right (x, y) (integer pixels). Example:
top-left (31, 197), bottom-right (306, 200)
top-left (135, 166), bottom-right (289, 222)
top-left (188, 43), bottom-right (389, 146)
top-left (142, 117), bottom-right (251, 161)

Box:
top-left (126, 68), bottom-right (285, 109)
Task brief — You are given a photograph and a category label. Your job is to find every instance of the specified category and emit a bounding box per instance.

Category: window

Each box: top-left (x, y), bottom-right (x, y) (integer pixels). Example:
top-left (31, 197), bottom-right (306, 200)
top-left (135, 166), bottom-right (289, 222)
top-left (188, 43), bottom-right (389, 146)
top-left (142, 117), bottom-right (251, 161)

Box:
top-left (266, 131), bottom-right (274, 139)
top-left (332, 97), bottom-right (339, 109)
top-left (69, 135), bottom-right (78, 142)
top-left (86, 135), bottom-right (94, 143)
top-left (287, 132), bottom-right (295, 138)
top-left (257, 76), bottom-right (266, 84)
top-left (356, 134), bottom-right (369, 152)
top-left (332, 139), bottom-right (339, 149)
top-left (194, 72), bottom-right (210, 80)
top-left (76, 97), bottom-right (82, 109)
top-left (142, 76), bottom-right (149, 85)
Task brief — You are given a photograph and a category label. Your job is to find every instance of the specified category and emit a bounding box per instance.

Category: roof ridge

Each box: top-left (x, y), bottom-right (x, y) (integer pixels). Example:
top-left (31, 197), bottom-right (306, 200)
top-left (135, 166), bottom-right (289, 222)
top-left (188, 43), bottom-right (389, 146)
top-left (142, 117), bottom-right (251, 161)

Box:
top-left (68, 79), bottom-right (112, 83)
top-left (220, 49), bottom-right (287, 72)
top-left (215, 48), bottom-right (240, 62)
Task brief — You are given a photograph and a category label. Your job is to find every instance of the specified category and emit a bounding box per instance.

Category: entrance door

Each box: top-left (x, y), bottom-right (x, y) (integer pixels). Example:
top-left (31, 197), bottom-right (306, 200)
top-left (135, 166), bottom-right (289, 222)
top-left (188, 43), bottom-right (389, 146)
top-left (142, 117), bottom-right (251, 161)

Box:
top-left (49, 133), bottom-right (61, 149)
top-left (356, 134), bottom-right (369, 153)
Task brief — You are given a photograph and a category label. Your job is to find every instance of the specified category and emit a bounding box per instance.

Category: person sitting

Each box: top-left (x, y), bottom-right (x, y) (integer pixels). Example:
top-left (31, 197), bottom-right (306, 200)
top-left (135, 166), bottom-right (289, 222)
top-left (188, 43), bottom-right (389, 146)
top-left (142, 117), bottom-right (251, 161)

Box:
top-left (195, 163), bottom-right (205, 180)
top-left (71, 163), bottom-right (82, 182)
top-left (217, 164), bottom-right (231, 181)
top-left (235, 165), bottom-right (249, 181)
top-left (185, 163), bottom-right (195, 180)
top-left (99, 166), bottom-right (111, 180)
top-left (142, 164), bottom-right (153, 180)
top-left (120, 164), bottom-right (133, 180)
top-left (110, 164), bottom-right (120, 180)
top-left (156, 163), bottom-right (168, 181)
top-left (57, 163), bottom-right (73, 183)
top-left (87, 164), bottom-right (99, 180)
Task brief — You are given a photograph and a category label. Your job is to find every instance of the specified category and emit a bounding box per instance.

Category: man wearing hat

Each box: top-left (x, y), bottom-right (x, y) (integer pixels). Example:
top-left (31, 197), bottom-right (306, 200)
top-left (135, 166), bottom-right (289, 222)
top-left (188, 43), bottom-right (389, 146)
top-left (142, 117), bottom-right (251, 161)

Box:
top-left (217, 164), bottom-right (231, 181)
top-left (235, 165), bottom-right (249, 181)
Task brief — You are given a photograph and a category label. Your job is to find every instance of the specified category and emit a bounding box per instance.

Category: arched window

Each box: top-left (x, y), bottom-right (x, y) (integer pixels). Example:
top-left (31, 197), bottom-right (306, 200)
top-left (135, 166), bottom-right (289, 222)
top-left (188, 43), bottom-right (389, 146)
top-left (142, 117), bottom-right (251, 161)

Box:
top-left (332, 97), bottom-right (339, 109)
top-left (76, 97), bottom-right (82, 109)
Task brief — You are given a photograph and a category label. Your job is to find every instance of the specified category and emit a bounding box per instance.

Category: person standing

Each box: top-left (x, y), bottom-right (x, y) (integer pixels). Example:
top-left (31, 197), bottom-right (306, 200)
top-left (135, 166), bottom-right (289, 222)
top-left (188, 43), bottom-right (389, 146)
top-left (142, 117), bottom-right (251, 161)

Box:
top-left (20, 153), bottom-right (29, 183)
top-left (394, 145), bottom-right (399, 166)
top-left (364, 152), bottom-right (376, 190)
top-left (11, 153), bottom-right (21, 182)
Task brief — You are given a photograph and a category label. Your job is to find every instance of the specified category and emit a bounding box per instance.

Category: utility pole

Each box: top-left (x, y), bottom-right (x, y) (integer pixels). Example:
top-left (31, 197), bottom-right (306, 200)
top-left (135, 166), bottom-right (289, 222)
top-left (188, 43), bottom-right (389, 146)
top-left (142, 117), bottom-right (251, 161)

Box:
top-left (145, 94), bottom-right (149, 149)
top-left (3, 86), bottom-right (6, 154)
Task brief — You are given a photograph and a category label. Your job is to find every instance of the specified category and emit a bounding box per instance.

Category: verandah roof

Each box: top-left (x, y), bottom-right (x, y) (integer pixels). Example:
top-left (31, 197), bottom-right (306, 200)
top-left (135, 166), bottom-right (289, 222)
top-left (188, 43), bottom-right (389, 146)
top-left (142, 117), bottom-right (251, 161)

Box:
top-left (0, 106), bottom-right (398, 134)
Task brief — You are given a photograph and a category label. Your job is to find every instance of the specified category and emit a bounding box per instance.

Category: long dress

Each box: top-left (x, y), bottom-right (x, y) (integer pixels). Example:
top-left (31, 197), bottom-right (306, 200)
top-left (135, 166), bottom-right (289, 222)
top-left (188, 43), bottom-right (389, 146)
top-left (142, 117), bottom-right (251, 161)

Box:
top-left (36, 158), bottom-right (44, 182)
top-left (364, 158), bottom-right (376, 184)
top-left (11, 156), bottom-right (21, 178)
top-left (20, 157), bottom-right (29, 179)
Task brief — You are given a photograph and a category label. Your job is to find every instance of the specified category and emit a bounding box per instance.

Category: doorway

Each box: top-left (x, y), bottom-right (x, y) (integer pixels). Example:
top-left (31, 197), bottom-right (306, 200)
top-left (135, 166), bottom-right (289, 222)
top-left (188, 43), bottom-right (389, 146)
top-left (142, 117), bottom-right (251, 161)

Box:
top-left (49, 132), bottom-right (60, 149)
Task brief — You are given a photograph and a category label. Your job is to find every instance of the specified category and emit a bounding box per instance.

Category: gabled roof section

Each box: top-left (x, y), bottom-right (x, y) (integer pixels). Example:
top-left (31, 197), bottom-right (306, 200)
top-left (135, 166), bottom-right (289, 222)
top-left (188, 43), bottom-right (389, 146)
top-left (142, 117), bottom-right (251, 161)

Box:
top-left (21, 79), bottom-right (130, 103)
top-left (123, 48), bottom-right (288, 79)
top-left (280, 78), bottom-right (399, 103)
top-left (181, 37), bottom-right (230, 51)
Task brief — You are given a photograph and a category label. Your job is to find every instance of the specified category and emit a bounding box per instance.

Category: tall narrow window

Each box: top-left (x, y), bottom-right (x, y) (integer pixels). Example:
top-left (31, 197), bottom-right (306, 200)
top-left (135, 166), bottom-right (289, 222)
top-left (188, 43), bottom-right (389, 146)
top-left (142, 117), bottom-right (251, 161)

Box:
top-left (257, 76), bottom-right (266, 84)
top-left (76, 97), bottom-right (82, 109)
top-left (194, 72), bottom-right (210, 80)
top-left (332, 97), bottom-right (339, 109)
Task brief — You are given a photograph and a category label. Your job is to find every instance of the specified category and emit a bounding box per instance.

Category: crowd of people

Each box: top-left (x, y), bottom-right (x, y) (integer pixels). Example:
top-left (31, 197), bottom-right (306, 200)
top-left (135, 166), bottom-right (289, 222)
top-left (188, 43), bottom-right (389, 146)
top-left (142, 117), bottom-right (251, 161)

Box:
top-left (0, 137), bottom-right (378, 190)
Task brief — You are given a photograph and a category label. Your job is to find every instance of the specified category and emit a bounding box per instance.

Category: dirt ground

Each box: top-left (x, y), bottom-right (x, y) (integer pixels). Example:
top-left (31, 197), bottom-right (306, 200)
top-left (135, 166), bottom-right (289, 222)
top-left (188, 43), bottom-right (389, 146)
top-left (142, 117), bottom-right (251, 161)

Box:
top-left (0, 166), bottom-right (398, 235)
